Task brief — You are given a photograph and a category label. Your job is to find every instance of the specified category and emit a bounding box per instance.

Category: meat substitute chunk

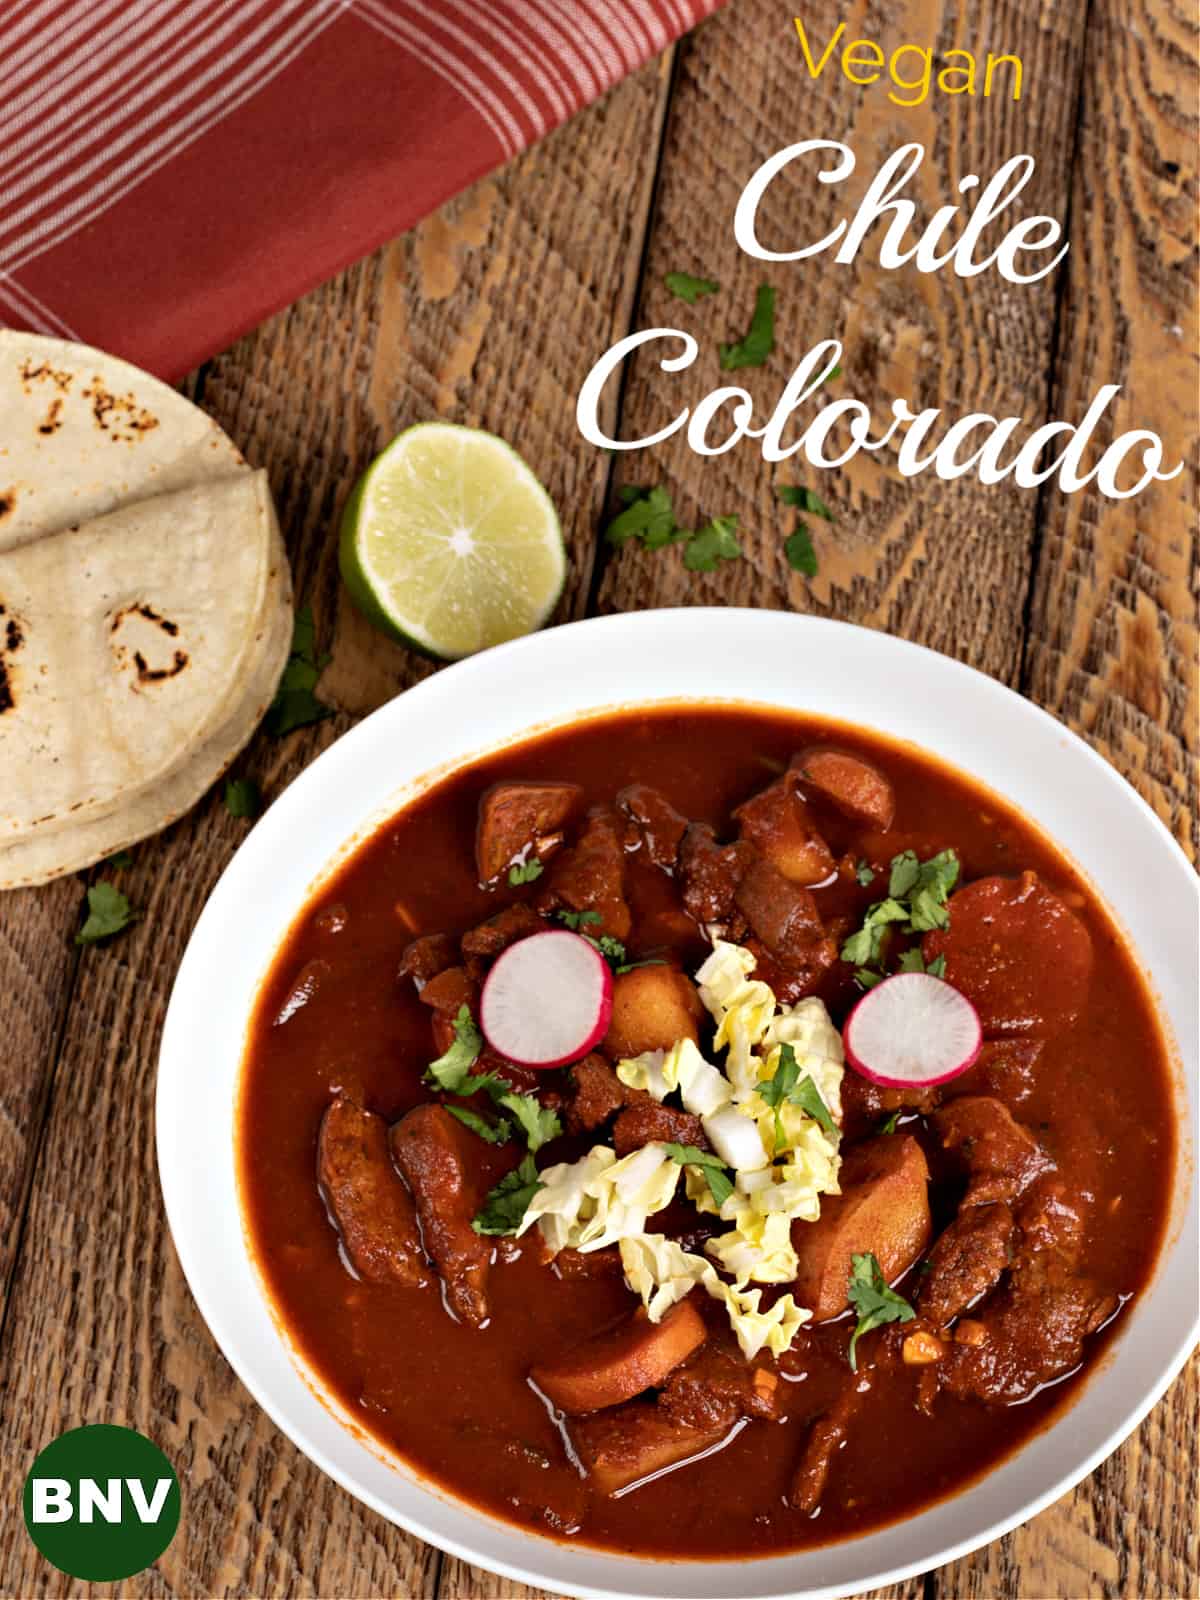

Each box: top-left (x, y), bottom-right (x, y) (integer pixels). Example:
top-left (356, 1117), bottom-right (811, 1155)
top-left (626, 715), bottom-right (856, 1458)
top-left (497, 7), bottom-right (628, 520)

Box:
top-left (733, 856), bottom-right (834, 969)
top-left (553, 1246), bottom-right (625, 1280)
top-left (791, 1136), bottom-right (931, 1320)
top-left (933, 1096), bottom-right (1051, 1208)
top-left (461, 903), bottom-right (544, 962)
top-left (840, 1072), bottom-right (942, 1140)
top-left (789, 1383), bottom-right (866, 1513)
top-left (792, 746), bottom-right (896, 830)
top-left (733, 773), bottom-right (835, 884)
top-left (564, 1054), bottom-right (634, 1135)
top-left (571, 1402), bottom-right (727, 1497)
top-left (389, 1105), bottom-right (494, 1327)
top-left (317, 1097), bottom-right (428, 1287)
top-left (536, 808), bottom-right (632, 940)
top-left (947, 1037), bottom-right (1044, 1107)
top-left (939, 1262), bottom-right (1117, 1405)
top-left (922, 871), bottom-right (1093, 1036)
top-left (618, 783), bottom-right (689, 871)
top-left (611, 1101), bottom-right (707, 1157)
top-left (1015, 1175), bottom-right (1086, 1267)
top-left (917, 1202), bottom-right (1014, 1327)
top-left (475, 780), bottom-right (582, 884)
top-left (741, 936), bottom-right (836, 1005)
top-left (397, 932), bottom-right (458, 988)
top-left (602, 964), bottom-right (704, 1060)
top-left (677, 822), bottom-right (754, 928)
top-left (531, 1298), bottom-right (708, 1414)
top-left (657, 1343), bottom-right (782, 1431)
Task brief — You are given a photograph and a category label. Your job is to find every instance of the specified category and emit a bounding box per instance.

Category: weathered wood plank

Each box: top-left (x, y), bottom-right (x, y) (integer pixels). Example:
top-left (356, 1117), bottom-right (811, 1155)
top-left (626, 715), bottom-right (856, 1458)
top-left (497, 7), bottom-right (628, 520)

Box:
top-left (933, 0), bottom-right (1199, 1594)
top-left (0, 58), bottom-right (673, 1600)
top-left (1021, 0), bottom-right (1198, 860)
top-left (597, 0), bottom-right (1089, 694)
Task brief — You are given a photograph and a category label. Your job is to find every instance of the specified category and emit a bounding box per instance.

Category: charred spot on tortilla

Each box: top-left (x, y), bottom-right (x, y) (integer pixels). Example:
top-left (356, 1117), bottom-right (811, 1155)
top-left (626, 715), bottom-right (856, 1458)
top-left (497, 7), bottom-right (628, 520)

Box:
top-left (0, 490), bottom-right (15, 520)
top-left (17, 359), bottom-right (74, 393)
top-left (133, 648), bottom-right (189, 684)
top-left (82, 378), bottom-right (158, 442)
top-left (37, 399), bottom-right (64, 436)
top-left (109, 602), bottom-right (179, 638)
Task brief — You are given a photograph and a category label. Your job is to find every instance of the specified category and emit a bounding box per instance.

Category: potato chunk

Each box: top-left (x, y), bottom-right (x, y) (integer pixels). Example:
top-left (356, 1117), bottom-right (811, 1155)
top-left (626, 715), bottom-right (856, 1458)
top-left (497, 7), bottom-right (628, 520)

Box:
top-left (602, 965), bottom-right (704, 1060)
top-left (571, 1402), bottom-right (727, 1496)
top-left (531, 1297), bottom-right (707, 1415)
top-left (791, 1135), bottom-right (931, 1320)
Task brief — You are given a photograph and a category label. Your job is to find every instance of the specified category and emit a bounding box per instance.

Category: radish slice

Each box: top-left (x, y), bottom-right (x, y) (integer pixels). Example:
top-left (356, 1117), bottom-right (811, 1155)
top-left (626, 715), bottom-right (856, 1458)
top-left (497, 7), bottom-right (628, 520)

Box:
top-left (843, 972), bottom-right (982, 1089)
top-left (480, 930), bottom-right (613, 1068)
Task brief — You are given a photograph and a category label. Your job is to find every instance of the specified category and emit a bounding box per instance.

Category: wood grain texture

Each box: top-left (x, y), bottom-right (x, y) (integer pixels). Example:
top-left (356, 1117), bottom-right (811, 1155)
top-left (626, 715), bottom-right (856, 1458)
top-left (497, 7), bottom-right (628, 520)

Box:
top-left (597, 0), bottom-right (1088, 689)
top-left (1021, 0), bottom-right (1199, 860)
top-left (931, 1), bottom-right (1200, 1595)
top-left (0, 56), bottom-right (675, 1600)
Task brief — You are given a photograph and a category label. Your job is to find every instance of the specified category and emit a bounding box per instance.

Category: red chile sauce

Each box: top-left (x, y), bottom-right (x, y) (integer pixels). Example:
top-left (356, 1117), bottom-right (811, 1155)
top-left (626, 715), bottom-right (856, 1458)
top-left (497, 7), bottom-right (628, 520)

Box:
top-left (238, 705), bottom-right (1175, 1558)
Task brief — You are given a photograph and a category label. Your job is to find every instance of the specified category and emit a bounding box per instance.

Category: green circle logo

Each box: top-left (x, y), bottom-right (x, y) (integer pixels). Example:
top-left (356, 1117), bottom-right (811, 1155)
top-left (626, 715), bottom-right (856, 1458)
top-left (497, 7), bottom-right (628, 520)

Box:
top-left (22, 1424), bottom-right (180, 1582)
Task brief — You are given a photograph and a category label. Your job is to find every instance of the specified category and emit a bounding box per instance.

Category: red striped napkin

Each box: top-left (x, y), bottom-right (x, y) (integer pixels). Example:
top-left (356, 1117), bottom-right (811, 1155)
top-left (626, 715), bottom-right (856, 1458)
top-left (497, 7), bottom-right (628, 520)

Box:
top-left (0, 0), bottom-right (722, 381)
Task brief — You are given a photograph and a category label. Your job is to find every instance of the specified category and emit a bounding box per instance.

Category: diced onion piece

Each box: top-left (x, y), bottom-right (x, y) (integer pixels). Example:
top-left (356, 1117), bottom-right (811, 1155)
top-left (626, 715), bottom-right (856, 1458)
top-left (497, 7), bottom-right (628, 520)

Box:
top-left (702, 1106), bottom-right (769, 1172)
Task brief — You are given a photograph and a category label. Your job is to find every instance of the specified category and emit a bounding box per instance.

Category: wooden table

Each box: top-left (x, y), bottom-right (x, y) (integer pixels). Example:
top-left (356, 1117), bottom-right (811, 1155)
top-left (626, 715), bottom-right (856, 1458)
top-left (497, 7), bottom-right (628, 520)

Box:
top-left (1, 2), bottom-right (1195, 1596)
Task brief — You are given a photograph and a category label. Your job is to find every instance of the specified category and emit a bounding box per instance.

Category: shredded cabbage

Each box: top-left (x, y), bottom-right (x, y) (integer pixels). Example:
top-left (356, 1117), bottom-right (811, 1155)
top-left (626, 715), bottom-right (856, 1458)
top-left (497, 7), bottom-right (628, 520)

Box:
top-left (616, 1037), bottom-right (733, 1118)
top-left (619, 1235), bottom-right (810, 1359)
top-left (517, 1143), bottom-right (679, 1254)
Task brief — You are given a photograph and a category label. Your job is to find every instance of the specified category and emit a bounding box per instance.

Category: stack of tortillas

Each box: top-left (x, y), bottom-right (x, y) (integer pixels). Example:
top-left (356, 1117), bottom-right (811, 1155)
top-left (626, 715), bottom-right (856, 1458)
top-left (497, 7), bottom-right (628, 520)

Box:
top-left (0, 332), bottom-right (292, 888)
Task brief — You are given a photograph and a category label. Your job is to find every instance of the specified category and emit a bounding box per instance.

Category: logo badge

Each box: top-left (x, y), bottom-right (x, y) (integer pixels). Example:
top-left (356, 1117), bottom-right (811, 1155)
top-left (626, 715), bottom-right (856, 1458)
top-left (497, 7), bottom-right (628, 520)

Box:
top-left (23, 1424), bottom-right (181, 1582)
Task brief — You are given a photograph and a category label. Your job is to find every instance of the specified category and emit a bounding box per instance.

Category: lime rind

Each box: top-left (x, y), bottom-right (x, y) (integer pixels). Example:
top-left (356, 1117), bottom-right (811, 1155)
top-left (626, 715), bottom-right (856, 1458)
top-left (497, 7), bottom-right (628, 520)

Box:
top-left (339, 423), bottom-right (565, 661)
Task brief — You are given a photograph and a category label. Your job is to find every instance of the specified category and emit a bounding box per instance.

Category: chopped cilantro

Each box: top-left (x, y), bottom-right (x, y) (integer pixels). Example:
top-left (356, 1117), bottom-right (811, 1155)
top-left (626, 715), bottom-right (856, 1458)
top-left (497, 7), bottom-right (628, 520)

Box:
top-left (758, 1042), bottom-right (837, 1149)
top-left (664, 271), bottom-right (719, 304)
top-left (76, 882), bottom-right (139, 946)
top-left (224, 777), bottom-right (261, 819)
top-left (497, 1093), bottom-right (562, 1154)
top-left (877, 1111), bottom-right (901, 1135)
top-left (104, 849), bottom-right (133, 870)
top-left (555, 909), bottom-right (602, 931)
top-left (683, 515), bottom-right (741, 573)
top-left (847, 1252), bottom-right (914, 1371)
top-left (927, 954), bottom-right (947, 979)
top-left (266, 605), bottom-right (332, 737)
top-left (719, 284), bottom-right (776, 370)
top-left (663, 1144), bottom-right (734, 1208)
top-left (615, 957), bottom-right (667, 975)
top-left (855, 860), bottom-right (875, 887)
top-left (896, 948), bottom-right (948, 979)
top-left (596, 934), bottom-right (627, 964)
top-left (425, 1005), bottom-right (483, 1091)
top-left (842, 850), bottom-right (960, 981)
top-left (447, 1106), bottom-right (513, 1145)
top-left (472, 1154), bottom-right (542, 1236)
top-left (507, 859), bottom-right (544, 886)
top-left (604, 486), bottom-right (688, 551)
top-left (784, 527), bottom-right (818, 576)
top-left (778, 485), bottom-right (835, 521)
top-left (854, 967), bottom-right (885, 990)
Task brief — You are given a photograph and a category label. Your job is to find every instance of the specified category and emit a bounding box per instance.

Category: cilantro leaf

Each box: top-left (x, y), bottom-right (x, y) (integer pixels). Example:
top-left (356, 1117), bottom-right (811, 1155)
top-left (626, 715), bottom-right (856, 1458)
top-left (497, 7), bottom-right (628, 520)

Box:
top-left (615, 957), bottom-right (667, 975)
top-left (758, 1043), bottom-right (837, 1150)
top-left (792, 1074), bottom-right (838, 1138)
top-left (663, 1143), bottom-right (734, 1208)
top-left (683, 515), bottom-right (741, 573)
top-left (840, 898), bottom-right (908, 967)
top-left (507, 859), bottom-right (544, 886)
top-left (846, 1251), bottom-right (914, 1371)
top-left (76, 882), bottom-right (138, 946)
top-left (472, 1154), bottom-right (542, 1236)
top-left (778, 486), bottom-right (835, 521)
top-left (888, 850), bottom-right (922, 898)
top-left (447, 1106), bottom-right (513, 1145)
top-left (897, 948), bottom-right (927, 974)
top-left (497, 1093), bottom-right (562, 1154)
top-left (664, 271), bottom-right (719, 304)
top-left (555, 909), bottom-right (602, 931)
top-left (224, 777), bottom-right (261, 819)
top-left (855, 859), bottom-right (875, 887)
top-left (266, 605), bottom-right (332, 737)
top-left (719, 284), bottom-right (776, 370)
top-left (596, 934), bottom-right (627, 964)
top-left (604, 486), bottom-right (688, 551)
top-left (854, 967), bottom-right (885, 990)
top-left (877, 1111), bottom-right (901, 1135)
top-left (426, 1005), bottom-right (483, 1091)
top-left (784, 526), bottom-right (818, 576)
top-left (927, 954), bottom-right (947, 979)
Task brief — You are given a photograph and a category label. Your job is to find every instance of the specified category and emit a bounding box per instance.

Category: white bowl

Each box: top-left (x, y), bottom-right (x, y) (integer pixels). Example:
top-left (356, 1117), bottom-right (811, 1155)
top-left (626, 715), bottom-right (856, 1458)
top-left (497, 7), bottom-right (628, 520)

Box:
top-left (157, 610), bottom-right (1198, 1600)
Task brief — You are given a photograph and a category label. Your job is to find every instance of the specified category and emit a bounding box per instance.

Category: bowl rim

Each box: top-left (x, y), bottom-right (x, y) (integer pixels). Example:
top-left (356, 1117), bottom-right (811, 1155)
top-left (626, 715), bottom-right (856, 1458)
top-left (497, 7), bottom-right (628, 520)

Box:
top-left (157, 608), bottom-right (1199, 1600)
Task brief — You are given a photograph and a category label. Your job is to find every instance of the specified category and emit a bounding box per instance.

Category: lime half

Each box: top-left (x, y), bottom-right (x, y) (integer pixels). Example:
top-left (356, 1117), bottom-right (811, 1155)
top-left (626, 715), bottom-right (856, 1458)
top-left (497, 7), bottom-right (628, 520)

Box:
top-left (339, 423), bottom-right (566, 660)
